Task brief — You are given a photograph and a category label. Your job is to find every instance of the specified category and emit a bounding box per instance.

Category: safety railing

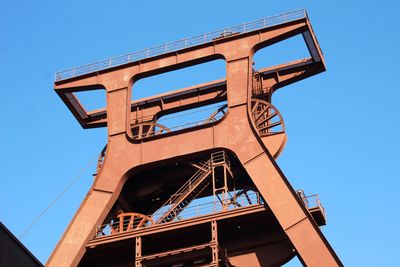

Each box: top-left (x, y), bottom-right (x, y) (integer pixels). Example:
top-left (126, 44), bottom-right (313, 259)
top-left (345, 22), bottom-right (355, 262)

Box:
top-left (55, 9), bottom-right (307, 81)
top-left (296, 189), bottom-right (309, 207)
top-left (211, 151), bottom-right (230, 168)
top-left (95, 190), bottom-right (262, 238)
top-left (306, 194), bottom-right (326, 218)
top-left (296, 190), bottom-right (325, 218)
top-left (157, 190), bottom-right (262, 221)
top-left (131, 114), bottom-right (225, 140)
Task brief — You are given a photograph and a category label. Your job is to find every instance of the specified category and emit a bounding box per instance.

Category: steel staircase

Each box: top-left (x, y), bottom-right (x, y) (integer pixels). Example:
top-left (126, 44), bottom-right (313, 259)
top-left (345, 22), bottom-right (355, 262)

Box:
top-left (153, 151), bottom-right (232, 225)
top-left (154, 159), bottom-right (213, 224)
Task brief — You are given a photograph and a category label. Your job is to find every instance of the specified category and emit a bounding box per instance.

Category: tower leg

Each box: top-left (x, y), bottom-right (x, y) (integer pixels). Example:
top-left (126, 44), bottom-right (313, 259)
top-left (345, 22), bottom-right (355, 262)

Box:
top-left (46, 189), bottom-right (116, 267)
top-left (238, 150), bottom-right (343, 266)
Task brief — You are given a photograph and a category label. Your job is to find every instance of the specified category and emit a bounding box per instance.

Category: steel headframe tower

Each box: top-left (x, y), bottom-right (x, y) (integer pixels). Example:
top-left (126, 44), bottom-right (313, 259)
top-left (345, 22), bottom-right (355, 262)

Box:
top-left (47, 9), bottom-right (342, 267)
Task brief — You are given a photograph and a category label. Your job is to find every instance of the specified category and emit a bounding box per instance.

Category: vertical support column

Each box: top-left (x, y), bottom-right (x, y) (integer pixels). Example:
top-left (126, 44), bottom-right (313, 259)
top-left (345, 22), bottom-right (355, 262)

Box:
top-left (212, 164), bottom-right (227, 211)
top-left (239, 151), bottom-right (343, 266)
top-left (212, 164), bottom-right (217, 212)
top-left (119, 214), bottom-right (124, 233)
top-left (212, 153), bottom-right (232, 211)
top-left (211, 221), bottom-right (219, 266)
top-left (223, 165), bottom-right (228, 210)
top-left (106, 86), bottom-right (129, 137)
top-left (226, 57), bottom-right (251, 108)
top-left (135, 236), bottom-right (142, 267)
top-left (46, 189), bottom-right (116, 267)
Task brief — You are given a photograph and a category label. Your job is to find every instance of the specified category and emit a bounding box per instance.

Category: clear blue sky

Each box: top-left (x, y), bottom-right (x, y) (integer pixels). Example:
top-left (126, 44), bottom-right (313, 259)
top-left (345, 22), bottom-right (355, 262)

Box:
top-left (1, 1), bottom-right (399, 266)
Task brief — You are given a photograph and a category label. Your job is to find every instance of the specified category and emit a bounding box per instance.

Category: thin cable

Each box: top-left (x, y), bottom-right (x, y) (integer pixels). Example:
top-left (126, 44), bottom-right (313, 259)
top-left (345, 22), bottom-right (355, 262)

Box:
top-left (19, 154), bottom-right (98, 239)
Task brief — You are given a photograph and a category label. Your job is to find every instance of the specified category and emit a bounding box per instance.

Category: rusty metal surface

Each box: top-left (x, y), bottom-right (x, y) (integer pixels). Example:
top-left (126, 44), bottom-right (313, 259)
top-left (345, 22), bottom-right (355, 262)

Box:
top-left (54, 14), bottom-right (323, 130)
top-left (95, 206), bottom-right (266, 246)
top-left (47, 9), bottom-right (341, 267)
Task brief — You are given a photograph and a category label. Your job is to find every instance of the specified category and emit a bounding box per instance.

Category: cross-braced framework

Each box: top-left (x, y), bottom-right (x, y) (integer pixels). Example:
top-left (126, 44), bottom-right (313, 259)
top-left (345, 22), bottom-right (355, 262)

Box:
top-left (48, 9), bottom-right (342, 267)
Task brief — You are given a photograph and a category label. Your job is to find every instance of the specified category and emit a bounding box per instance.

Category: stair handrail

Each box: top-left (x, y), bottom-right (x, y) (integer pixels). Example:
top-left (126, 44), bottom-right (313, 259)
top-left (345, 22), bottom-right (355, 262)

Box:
top-left (153, 151), bottom-right (232, 224)
top-left (153, 159), bottom-right (212, 216)
top-left (154, 165), bottom-right (212, 224)
top-left (167, 151), bottom-right (230, 207)
top-left (168, 160), bottom-right (211, 204)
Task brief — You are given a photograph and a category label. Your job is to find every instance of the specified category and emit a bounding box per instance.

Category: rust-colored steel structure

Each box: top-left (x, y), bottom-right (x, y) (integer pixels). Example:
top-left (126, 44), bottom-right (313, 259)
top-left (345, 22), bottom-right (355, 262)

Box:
top-left (47, 10), bottom-right (342, 266)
